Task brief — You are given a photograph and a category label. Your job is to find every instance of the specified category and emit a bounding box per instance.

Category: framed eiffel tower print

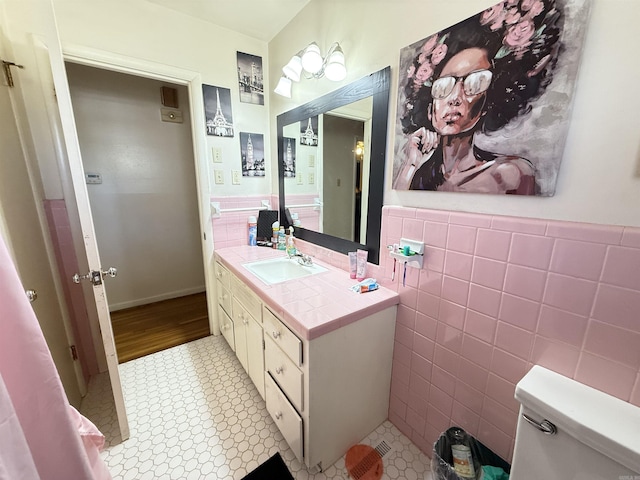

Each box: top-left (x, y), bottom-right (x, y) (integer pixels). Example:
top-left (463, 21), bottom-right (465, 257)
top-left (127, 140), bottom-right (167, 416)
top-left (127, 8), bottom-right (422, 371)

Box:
top-left (203, 84), bottom-right (234, 137)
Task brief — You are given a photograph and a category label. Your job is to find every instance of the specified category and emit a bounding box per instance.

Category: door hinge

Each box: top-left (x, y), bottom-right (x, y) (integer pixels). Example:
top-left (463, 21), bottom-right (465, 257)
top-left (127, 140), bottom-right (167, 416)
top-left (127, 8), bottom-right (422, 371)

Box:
top-left (2, 60), bottom-right (24, 88)
top-left (70, 345), bottom-right (78, 360)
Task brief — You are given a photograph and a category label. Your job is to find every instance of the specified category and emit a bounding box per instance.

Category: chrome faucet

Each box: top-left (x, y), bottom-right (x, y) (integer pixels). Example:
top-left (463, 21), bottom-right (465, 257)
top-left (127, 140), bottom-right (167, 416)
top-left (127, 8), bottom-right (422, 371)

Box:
top-left (297, 253), bottom-right (313, 266)
top-left (288, 250), bottom-right (313, 266)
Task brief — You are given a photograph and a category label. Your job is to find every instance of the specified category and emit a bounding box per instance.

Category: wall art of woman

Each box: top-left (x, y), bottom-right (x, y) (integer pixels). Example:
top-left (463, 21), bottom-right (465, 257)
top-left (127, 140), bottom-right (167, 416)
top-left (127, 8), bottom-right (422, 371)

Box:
top-left (392, 0), bottom-right (587, 196)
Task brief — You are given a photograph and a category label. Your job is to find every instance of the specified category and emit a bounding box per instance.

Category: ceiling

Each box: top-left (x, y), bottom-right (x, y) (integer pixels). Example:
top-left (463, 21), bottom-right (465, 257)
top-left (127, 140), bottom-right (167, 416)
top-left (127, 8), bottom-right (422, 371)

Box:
top-left (144, 0), bottom-right (311, 42)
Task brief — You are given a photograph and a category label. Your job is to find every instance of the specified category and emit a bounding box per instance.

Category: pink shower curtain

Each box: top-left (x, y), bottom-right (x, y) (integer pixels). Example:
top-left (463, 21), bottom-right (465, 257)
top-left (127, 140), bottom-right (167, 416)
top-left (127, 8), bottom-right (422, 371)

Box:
top-left (0, 233), bottom-right (111, 479)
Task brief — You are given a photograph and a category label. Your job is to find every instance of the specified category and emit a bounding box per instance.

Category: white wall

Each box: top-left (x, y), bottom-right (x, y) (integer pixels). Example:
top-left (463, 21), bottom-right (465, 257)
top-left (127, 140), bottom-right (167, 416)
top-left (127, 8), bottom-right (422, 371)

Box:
top-left (66, 64), bottom-right (205, 310)
top-left (270, 0), bottom-right (640, 228)
top-left (52, 0), bottom-right (272, 198)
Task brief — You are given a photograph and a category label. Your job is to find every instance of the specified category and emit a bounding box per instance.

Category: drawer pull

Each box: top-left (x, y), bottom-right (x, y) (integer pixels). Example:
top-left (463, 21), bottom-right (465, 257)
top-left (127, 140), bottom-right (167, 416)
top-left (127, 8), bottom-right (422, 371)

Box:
top-left (275, 366), bottom-right (283, 375)
top-left (275, 411), bottom-right (283, 420)
top-left (243, 319), bottom-right (249, 325)
top-left (272, 331), bottom-right (281, 339)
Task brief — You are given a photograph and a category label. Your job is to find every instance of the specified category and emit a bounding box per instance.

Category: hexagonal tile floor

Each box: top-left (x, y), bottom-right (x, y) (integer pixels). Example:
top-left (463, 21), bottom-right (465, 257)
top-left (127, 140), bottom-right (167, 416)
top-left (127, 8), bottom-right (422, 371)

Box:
top-left (81, 335), bottom-right (433, 479)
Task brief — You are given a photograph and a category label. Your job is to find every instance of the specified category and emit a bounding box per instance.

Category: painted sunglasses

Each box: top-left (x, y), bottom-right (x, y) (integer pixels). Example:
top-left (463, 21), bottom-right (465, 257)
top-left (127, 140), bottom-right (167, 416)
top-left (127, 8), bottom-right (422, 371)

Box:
top-left (431, 69), bottom-right (493, 99)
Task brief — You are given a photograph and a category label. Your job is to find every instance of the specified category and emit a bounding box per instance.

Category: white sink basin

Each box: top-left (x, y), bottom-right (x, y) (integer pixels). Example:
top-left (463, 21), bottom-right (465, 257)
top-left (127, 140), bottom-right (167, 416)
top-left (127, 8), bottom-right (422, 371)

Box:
top-left (242, 256), bottom-right (327, 285)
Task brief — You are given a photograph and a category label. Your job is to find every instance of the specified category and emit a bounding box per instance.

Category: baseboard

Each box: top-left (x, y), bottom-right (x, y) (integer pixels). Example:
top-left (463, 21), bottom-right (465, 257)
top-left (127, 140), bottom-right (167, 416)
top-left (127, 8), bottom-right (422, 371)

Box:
top-left (109, 286), bottom-right (206, 312)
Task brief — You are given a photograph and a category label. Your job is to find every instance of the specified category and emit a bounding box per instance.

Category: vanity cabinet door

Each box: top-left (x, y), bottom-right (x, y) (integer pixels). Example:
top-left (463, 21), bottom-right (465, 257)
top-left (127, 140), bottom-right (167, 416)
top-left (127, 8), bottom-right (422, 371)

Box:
top-left (217, 304), bottom-right (235, 351)
top-left (232, 298), bottom-right (249, 373)
top-left (231, 277), bottom-right (265, 399)
top-left (246, 315), bottom-right (265, 399)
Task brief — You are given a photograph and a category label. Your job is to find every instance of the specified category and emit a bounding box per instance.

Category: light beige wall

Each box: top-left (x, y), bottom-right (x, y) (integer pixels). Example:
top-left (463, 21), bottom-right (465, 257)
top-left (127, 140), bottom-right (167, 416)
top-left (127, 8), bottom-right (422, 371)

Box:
top-left (53, 0), bottom-right (272, 197)
top-left (269, 0), bottom-right (640, 227)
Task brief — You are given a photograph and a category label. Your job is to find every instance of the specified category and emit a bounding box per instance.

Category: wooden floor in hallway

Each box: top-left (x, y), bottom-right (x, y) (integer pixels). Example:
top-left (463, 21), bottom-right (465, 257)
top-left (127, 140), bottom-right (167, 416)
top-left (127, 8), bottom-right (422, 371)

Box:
top-left (110, 292), bottom-right (210, 363)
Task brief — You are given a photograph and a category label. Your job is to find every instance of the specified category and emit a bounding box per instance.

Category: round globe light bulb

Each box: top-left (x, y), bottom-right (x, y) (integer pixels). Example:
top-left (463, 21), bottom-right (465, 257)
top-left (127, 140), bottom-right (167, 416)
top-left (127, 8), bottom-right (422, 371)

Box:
top-left (301, 42), bottom-right (323, 74)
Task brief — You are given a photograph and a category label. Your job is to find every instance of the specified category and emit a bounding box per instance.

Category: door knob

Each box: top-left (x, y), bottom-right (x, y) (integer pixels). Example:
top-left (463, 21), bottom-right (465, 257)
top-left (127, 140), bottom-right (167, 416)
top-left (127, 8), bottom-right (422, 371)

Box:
top-left (72, 267), bottom-right (117, 285)
top-left (25, 289), bottom-right (37, 303)
top-left (102, 267), bottom-right (117, 278)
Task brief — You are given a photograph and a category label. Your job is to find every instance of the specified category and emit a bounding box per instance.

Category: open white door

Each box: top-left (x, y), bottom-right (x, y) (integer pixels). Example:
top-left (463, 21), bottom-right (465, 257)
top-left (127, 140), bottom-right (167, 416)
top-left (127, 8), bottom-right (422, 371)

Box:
top-left (0, 32), bottom-right (85, 408)
top-left (41, 42), bottom-right (130, 440)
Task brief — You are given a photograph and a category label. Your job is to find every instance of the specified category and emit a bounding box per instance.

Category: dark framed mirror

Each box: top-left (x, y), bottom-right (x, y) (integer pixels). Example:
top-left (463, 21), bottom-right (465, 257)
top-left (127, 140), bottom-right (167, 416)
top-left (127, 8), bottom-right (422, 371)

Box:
top-left (277, 66), bottom-right (390, 264)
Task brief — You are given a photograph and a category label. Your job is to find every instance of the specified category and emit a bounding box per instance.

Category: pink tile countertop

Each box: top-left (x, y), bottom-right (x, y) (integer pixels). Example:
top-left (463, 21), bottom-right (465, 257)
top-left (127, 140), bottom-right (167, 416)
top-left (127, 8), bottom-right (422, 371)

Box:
top-left (215, 246), bottom-right (400, 341)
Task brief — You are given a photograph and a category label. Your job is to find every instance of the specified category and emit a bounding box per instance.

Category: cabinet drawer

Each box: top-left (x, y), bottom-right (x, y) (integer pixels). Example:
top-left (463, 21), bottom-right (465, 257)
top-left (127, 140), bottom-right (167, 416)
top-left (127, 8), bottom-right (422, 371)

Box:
top-left (232, 275), bottom-right (262, 323)
top-left (218, 305), bottom-right (235, 351)
top-left (215, 262), bottom-right (231, 290)
top-left (265, 335), bottom-right (303, 412)
top-left (263, 307), bottom-right (302, 367)
top-left (265, 374), bottom-right (303, 462)
top-left (216, 280), bottom-right (232, 317)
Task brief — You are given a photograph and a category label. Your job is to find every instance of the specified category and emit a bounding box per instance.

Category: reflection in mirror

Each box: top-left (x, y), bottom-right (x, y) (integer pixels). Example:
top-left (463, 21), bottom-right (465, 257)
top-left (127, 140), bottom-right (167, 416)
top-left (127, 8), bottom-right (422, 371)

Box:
top-left (283, 98), bottom-right (372, 244)
top-left (277, 67), bottom-right (390, 264)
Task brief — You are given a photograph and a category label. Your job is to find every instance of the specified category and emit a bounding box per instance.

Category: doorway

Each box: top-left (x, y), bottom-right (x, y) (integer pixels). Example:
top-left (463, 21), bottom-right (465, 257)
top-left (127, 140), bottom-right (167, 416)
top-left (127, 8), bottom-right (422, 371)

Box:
top-left (322, 114), bottom-right (365, 242)
top-left (65, 63), bottom-right (209, 363)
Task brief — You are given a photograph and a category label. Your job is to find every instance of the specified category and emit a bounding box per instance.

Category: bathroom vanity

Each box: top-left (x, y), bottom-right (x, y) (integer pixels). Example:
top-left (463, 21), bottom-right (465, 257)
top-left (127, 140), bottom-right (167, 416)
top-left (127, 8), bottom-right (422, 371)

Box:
top-left (214, 246), bottom-right (399, 471)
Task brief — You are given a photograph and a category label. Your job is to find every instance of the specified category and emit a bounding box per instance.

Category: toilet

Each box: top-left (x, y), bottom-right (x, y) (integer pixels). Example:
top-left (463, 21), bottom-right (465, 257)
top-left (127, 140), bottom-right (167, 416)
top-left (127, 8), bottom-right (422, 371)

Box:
top-left (511, 365), bottom-right (640, 479)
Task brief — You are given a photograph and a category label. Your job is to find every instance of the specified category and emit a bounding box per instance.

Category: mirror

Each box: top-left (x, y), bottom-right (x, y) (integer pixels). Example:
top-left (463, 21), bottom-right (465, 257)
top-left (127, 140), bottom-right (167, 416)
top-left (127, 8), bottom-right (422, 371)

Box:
top-left (277, 67), bottom-right (390, 264)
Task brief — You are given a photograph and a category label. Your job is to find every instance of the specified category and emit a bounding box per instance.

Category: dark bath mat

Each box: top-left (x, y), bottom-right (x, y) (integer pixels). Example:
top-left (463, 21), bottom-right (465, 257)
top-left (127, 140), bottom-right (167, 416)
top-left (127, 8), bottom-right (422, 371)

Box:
top-left (242, 452), bottom-right (294, 480)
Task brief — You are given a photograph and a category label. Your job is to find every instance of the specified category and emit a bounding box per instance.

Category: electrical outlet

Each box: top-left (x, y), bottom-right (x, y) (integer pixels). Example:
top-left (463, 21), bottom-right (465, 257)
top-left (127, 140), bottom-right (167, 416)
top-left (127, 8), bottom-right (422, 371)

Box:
top-left (232, 170), bottom-right (241, 185)
top-left (308, 173), bottom-right (315, 184)
top-left (212, 147), bottom-right (223, 163)
top-left (308, 154), bottom-right (315, 167)
top-left (296, 172), bottom-right (303, 185)
top-left (214, 169), bottom-right (224, 185)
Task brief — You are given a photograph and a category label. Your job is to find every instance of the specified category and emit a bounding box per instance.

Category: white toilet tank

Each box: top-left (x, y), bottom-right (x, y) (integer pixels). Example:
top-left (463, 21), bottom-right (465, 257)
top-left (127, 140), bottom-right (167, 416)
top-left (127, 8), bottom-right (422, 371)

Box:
top-left (511, 365), bottom-right (640, 480)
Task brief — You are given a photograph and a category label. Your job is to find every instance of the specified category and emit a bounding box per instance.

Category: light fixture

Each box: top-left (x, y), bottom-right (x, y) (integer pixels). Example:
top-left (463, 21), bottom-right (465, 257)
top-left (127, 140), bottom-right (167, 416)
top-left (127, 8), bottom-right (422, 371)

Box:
top-left (301, 42), bottom-right (323, 74)
top-left (274, 76), bottom-right (292, 98)
top-left (282, 55), bottom-right (303, 82)
top-left (323, 44), bottom-right (346, 81)
top-left (274, 42), bottom-right (347, 97)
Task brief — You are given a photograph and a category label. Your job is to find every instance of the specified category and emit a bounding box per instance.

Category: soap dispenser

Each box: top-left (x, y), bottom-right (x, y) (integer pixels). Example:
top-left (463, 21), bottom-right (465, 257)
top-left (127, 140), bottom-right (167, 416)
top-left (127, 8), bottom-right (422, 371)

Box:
top-left (286, 226), bottom-right (297, 257)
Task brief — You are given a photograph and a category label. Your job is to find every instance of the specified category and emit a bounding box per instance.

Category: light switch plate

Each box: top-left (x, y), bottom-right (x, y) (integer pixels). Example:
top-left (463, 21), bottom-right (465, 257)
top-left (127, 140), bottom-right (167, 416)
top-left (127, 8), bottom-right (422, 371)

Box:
top-left (296, 172), bottom-right (303, 185)
top-left (212, 147), bottom-right (223, 163)
top-left (308, 154), bottom-right (315, 167)
top-left (308, 173), bottom-right (315, 184)
top-left (232, 170), bottom-right (241, 185)
top-left (214, 170), bottom-right (224, 185)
